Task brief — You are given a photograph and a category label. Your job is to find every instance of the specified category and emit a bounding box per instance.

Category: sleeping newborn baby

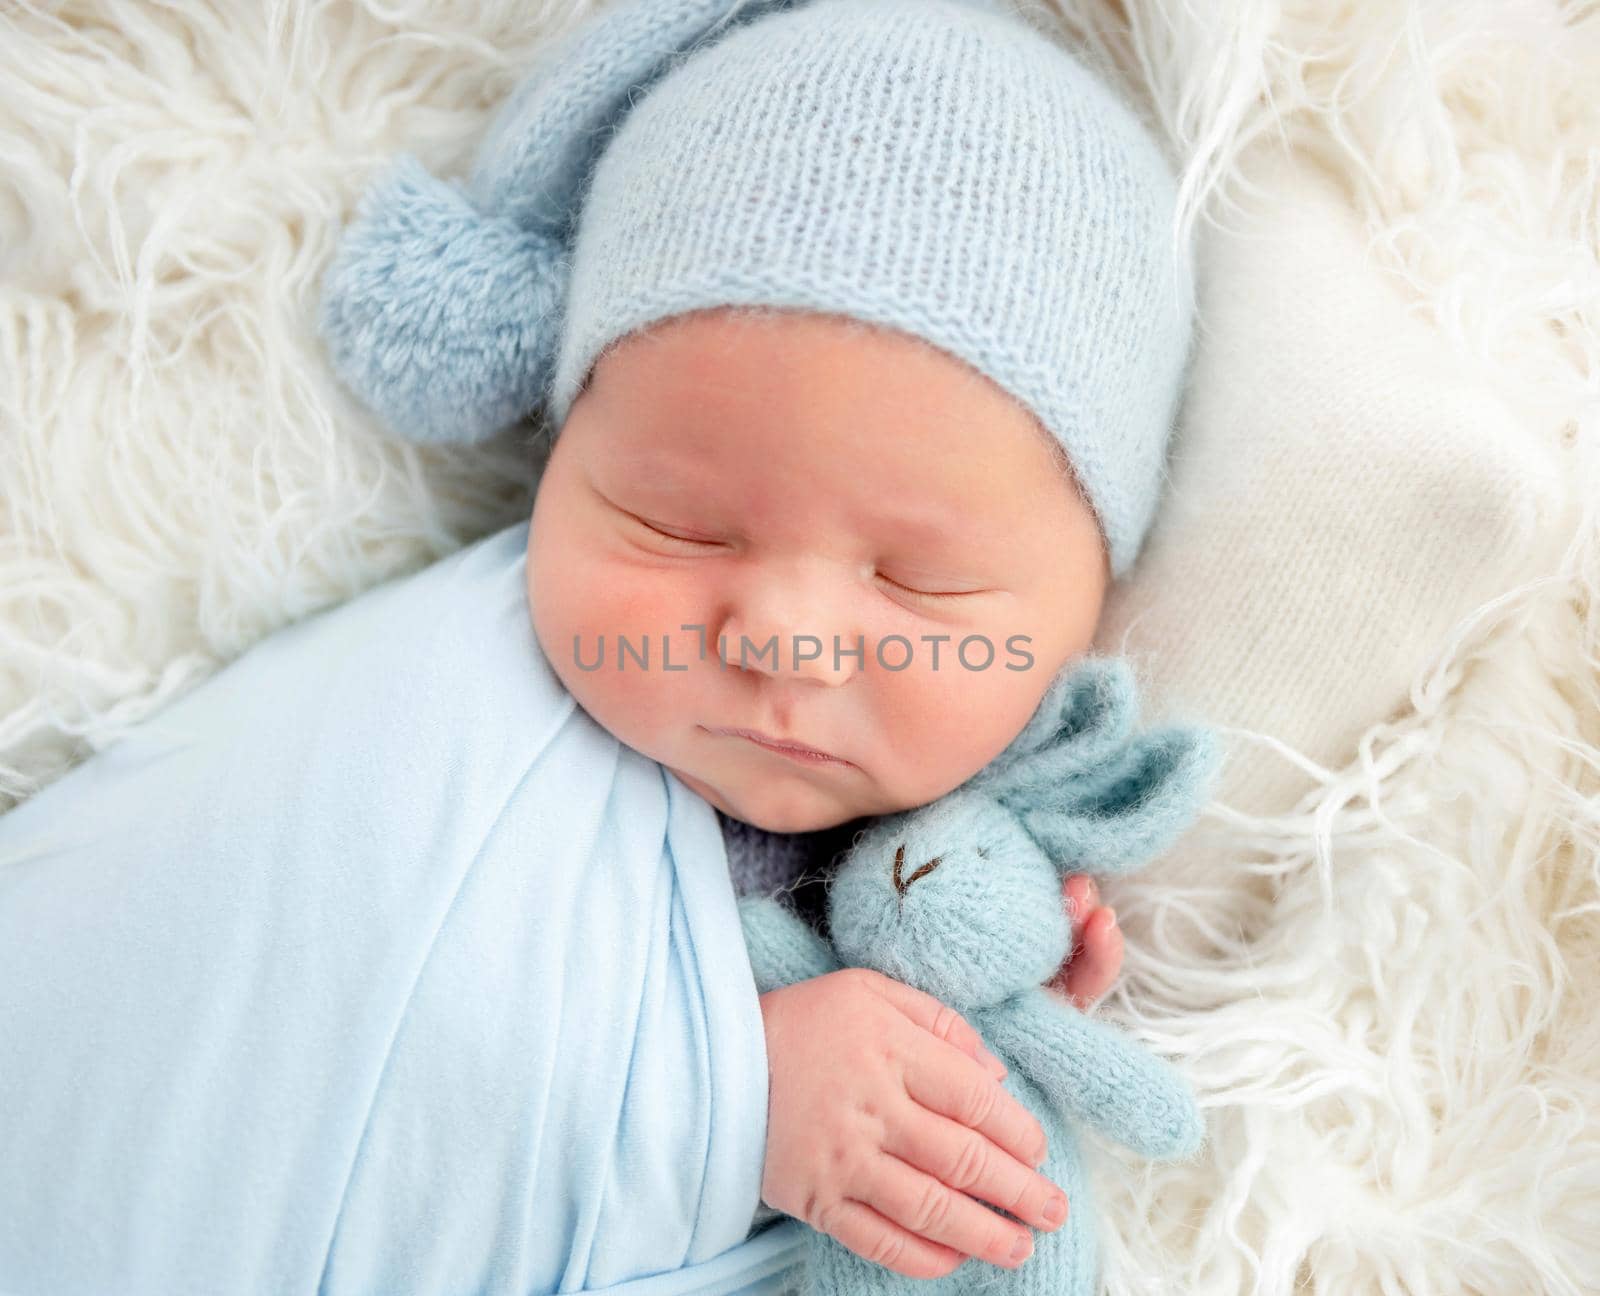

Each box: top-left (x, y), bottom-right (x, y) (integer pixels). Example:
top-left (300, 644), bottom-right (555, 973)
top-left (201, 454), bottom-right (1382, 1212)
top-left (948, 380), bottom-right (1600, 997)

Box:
top-left (532, 310), bottom-right (1109, 833)
top-left (531, 306), bottom-right (1124, 932)
top-left (528, 303), bottom-right (1139, 1274)
top-left (318, 0), bottom-right (1198, 1281)
top-left (564, 315), bottom-right (1122, 1017)
top-left (0, 2), bottom-right (1199, 1292)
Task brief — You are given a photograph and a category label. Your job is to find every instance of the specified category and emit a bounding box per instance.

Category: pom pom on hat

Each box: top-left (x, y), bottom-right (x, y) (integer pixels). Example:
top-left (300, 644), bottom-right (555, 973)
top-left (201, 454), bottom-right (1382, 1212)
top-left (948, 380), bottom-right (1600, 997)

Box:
top-left (319, 154), bottom-right (568, 445)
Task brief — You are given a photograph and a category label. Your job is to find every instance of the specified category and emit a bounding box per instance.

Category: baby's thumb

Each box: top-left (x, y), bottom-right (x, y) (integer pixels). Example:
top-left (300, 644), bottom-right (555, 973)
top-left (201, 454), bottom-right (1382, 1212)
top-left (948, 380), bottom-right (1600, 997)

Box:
top-left (863, 970), bottom-right (1007, 1080)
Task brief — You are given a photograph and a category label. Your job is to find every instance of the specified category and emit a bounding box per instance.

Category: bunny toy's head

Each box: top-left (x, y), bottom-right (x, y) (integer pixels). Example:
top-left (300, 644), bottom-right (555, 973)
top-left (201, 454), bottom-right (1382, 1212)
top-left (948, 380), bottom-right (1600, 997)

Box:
top-left (825, 655), bottom-right (1222, 1018)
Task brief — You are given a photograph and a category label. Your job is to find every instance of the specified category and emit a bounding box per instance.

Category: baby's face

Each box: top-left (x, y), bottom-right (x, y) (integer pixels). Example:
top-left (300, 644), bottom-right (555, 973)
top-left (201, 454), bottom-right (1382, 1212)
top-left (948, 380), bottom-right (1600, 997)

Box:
top-left (526, 308), bottom-right (1108, 833)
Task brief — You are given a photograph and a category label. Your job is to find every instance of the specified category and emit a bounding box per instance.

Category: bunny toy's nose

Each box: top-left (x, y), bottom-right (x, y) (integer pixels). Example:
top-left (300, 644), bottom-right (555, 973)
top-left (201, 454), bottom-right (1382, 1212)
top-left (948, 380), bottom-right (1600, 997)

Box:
top-left (891, 844), bottom-right (942, 897)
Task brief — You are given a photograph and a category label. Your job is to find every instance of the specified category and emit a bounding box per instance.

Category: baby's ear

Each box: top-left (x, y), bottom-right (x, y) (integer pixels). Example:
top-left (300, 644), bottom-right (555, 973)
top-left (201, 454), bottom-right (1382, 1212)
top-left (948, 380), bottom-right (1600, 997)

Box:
top-left (1021, 723), bottom-right (1224, 876)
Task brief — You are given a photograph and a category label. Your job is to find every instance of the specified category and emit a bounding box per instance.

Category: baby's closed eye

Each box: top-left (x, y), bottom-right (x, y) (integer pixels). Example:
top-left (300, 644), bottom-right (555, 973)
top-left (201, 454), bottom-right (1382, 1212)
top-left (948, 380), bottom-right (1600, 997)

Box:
top-left (623, 511), bottom-right (726, 548)
top-left (621, 513), bottom-right (989, 602)
top-left (875, 572), bottom-right (989, 603)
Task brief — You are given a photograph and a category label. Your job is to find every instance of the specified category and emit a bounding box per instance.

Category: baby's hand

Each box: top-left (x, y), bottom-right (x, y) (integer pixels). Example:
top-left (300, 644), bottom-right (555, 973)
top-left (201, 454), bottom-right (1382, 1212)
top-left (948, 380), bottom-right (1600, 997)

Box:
top-left (1045, 873), bottom-right (1124, 1010)
top-left (757, 968), bottom-right (1069, 1280)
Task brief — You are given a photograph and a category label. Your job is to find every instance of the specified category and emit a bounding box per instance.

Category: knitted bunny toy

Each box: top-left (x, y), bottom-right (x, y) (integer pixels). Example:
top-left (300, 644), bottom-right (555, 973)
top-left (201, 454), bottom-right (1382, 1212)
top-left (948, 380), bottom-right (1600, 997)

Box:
top-left (738, 653), bottom-right (1222, 1295)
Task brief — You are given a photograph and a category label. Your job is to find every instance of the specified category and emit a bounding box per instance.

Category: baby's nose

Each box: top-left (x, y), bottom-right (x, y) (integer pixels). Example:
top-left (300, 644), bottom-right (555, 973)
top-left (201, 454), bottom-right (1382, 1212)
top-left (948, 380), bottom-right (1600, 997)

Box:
top-left (716, 580), bottom-right (862, 685)
top-left (718, 630), bottom-right (857, 684)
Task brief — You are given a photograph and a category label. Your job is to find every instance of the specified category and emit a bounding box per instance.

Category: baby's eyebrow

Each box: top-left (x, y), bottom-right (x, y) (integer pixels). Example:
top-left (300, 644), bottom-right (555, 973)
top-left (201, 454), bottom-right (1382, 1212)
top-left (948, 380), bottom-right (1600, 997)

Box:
top-left (868, 504), bottom-right (1014, 554)
top-left (872, 510), bottom-right (966, 543)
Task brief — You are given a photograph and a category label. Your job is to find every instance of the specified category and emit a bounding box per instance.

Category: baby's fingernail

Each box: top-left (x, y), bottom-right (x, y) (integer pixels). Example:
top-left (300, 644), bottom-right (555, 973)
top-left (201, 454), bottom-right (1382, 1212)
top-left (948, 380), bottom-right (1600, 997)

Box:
top-left (1106, 908), bottom-right (1117, 928)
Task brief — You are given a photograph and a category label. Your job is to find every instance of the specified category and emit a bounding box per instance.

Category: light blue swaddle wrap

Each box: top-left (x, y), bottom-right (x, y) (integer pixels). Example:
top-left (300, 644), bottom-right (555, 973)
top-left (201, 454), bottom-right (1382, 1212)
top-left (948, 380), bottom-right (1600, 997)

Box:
top-left (0, 520), bottom-right (805, 1295)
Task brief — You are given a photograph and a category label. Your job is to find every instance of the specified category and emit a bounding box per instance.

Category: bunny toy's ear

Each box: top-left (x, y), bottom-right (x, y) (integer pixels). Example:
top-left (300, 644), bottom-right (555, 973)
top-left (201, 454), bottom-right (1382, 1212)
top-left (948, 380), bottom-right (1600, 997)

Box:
top-left (319, 0), bottom-right (803, 445)
top-left (968, 655), bottom-right (1224, 876)
top-left (1019, 721), bottom-right (1223, 876)
top-left (966, 656), bottom-right (1143, 805)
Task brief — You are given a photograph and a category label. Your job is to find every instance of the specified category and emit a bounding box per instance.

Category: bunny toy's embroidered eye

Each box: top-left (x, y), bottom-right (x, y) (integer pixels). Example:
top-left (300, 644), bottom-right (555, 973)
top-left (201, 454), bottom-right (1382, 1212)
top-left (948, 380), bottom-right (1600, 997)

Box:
top-left (891, 843), bottom-right (943, 897)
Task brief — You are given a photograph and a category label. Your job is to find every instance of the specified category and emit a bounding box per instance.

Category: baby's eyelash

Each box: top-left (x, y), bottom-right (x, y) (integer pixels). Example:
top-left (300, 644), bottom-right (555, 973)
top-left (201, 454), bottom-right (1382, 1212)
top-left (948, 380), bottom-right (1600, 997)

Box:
top-left (877, 574), bottom-right (971, 602)
top-left (630, 514), bottom-right (722, 547)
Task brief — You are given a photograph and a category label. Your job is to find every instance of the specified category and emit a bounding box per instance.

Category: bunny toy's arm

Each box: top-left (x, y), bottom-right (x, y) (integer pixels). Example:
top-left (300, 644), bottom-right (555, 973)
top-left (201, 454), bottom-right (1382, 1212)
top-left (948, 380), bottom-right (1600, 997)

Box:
top-left (737, 893), bottom-right (843, 994)
top-left (975, 988), bottom-right (1204, 1162)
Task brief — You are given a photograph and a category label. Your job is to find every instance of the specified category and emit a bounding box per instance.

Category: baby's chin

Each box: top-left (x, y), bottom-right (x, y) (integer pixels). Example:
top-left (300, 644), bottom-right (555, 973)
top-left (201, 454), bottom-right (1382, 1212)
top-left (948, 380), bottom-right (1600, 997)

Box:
top-left (730, 803), bottom-right (856, 834)
top-left (671, 765), bottom-right (870, 834)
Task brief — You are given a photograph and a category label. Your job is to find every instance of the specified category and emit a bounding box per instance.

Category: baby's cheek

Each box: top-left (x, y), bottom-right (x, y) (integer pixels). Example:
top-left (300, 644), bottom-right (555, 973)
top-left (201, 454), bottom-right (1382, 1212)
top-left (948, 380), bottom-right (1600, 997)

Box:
top-left (875, 657), bottom-right (1038, 805)
top-left (540, 561), bottom-right (706, 734)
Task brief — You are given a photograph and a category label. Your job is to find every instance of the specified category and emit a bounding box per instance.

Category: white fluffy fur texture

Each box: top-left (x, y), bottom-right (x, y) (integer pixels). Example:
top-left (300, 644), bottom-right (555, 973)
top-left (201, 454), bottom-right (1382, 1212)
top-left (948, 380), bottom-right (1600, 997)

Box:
top-left (2, 1), bottom-right (1597, 1293)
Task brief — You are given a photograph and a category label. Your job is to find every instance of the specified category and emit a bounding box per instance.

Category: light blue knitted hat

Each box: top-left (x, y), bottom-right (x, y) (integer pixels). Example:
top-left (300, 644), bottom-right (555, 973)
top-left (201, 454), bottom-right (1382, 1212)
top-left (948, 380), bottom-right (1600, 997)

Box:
top-left (320, 0), bottom-right (1195, 578)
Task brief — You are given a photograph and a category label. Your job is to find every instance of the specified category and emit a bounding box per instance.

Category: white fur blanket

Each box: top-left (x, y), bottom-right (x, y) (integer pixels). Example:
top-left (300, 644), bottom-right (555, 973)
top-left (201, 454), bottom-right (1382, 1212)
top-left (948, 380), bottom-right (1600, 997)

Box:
top-left (2, 1), bottom-right (1597, 1292)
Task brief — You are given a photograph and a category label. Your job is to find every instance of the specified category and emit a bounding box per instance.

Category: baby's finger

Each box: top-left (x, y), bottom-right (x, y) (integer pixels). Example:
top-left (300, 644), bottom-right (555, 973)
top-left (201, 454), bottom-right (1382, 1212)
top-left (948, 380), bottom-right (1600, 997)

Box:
top-left (856, 1149), bottom-right (1041, 1271)
top-left (880, 1103), bottom-right (1069, 1238)
top-left (813, 1197), bottom-right (969, 1281)
top-left (902, 1037), bottom-right (1049, 1172)
top-left (1063, 874), bottom-right (1099, 941)
top-left (1063, 907), bottom-right (1122, 1010)
top-left (864, 968), bottom-right (1007, 1079)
